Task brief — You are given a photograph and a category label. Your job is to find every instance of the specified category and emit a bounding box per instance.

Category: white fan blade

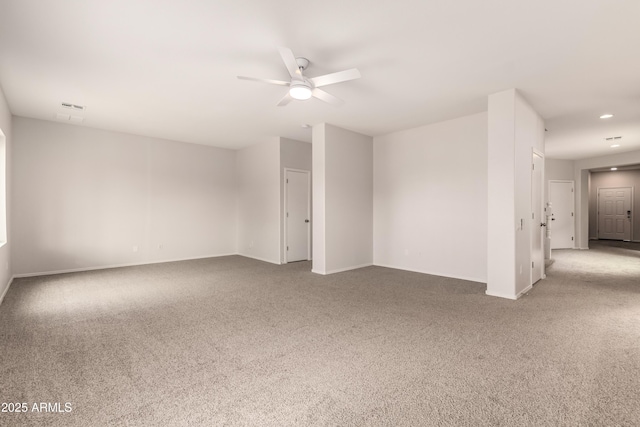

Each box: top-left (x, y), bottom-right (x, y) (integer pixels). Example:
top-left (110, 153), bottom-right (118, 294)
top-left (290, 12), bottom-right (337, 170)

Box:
top-left (277, 92), bottom-right (294, 106)
top-left (312, 88), bottom-right (344, 106)
top-left (237, 76), bottom-right (290, 86)
top-left (278, 47), bottom-right (302, 78)
top-left (311, 68), bottom-right (360, 88)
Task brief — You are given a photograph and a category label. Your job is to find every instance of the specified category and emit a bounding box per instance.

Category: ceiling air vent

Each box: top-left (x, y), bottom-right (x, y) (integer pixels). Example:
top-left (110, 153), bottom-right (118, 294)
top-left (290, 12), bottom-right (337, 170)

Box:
top-left (604, 136), bottom-right (622, 141)
top-left (61, 102), bottom-right (85, 111)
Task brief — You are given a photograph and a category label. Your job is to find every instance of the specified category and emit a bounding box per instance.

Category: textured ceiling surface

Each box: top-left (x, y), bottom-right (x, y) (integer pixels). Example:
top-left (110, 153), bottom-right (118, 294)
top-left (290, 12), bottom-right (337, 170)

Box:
top-left (0, 0), bottom-right (638, 158)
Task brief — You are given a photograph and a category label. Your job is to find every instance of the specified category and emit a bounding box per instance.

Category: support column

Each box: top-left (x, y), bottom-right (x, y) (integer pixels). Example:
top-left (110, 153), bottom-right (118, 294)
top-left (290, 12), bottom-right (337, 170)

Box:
top-left (487, 89), bottom-right (545, 299)
top-left (312, 123), bottom-right (373, 275)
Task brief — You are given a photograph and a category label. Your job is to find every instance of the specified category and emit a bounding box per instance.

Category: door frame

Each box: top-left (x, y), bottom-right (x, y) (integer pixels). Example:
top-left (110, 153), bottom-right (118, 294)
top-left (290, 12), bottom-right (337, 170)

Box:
top-left (531, 149), bottom-right (545, 284)
top-left (548, 179), bottom-right (575, 249)
top-left (596, 186), bottom-right (634, 241)
top-left (283, 168), bottom-right (311, 263)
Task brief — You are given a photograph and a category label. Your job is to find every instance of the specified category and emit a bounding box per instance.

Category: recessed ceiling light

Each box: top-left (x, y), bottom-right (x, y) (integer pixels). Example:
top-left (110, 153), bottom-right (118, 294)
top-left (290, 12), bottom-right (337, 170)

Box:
top-left (610, 167), bottom-right (618, 171)
top-left (610, 144), bottom-right (620, 148)
top-left (599, 114), bottom-right (614, 119)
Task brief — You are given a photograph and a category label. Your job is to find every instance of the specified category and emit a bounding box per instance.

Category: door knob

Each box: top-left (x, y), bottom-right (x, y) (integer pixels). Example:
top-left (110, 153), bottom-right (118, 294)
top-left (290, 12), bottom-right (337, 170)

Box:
top-left (305, 219), bottom-right (310, 223)
top-left (540, 223), bottom-right (546, 227)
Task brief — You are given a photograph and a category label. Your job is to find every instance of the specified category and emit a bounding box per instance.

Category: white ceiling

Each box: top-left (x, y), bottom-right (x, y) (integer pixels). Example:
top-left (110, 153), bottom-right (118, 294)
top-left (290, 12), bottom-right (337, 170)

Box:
top-left (0, 0), bottom-right (638, 158)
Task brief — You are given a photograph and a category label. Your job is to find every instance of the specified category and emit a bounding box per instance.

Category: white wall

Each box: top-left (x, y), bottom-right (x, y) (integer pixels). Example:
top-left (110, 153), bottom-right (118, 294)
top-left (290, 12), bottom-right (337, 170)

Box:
top-left (312, 125), bottom-right (326, 273)
top-left (487, 89), bottom-right (545, 299)
top-left (12, 117), bottom-right (237, 276)
top-left (574, 149), bottom-right (640, 248)
top-left (487, 91), bottom-right (516, 298)
top-left (0, 84), bottom-right (12, 302)
top-left (236, 138), bottom-right (281, 264)
top-left (590, 169), bottom-right (640, 242)
top-left (546, 159), bottom-right (574, 181)
top-left (313, 123), bottom-right (373, 274)
top-left (514, 91), bottom-right (545, 296)
top-left (280, 137), bottom-right (312, 263)
top-left (373, 112), bottom-right (488, 282)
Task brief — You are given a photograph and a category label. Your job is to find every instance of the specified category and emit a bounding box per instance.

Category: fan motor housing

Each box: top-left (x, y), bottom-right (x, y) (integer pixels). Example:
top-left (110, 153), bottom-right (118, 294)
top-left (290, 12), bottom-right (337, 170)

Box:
top-left (289, 80), bottom-right (312, 100)
top-left (295, 57), bottom-right (309, 71)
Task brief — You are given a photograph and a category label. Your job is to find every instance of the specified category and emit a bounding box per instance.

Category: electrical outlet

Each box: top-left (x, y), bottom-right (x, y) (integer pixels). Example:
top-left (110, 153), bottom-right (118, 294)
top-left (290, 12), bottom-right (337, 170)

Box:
top-left (158, 243), bottom-right (163, 250)
top-left (132, 245), bottom-right (138, 253)
top-left (249, 241), bottom-right (254, 249)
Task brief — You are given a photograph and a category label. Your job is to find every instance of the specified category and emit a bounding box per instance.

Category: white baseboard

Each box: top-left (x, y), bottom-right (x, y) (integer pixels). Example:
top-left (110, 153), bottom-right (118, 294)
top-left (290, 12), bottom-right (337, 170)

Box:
top-left (374, 263), bottom-right (486, 284)
top-left (325, 263), bottom-right (372, 275)
top-left (485, 290), bottom-right (518, 300)
top-left (0, 275), bottom-right (14, 306)
top-left (311, 263), bottom-right (372, 275)
top-left (516, 284), bottom-right (533, 299)
top-left (12, 253), bottom-right (239, 279)
top-left (237, 253), bottom-right (282, 265)
top-left (486, 283), bottom-right (534, 300)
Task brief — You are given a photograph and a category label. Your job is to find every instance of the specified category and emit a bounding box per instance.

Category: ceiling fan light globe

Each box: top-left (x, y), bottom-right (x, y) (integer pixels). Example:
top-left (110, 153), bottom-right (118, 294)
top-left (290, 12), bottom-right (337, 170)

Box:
top-left (289, 84), bottom-right (312, 100)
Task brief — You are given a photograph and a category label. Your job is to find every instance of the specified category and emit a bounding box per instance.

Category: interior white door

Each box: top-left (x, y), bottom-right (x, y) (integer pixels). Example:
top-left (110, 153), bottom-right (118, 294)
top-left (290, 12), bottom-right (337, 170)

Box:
top-left (285, 170), bottom-right (310, 262)
top-left (548, 181), bottom-right (575, 249)
top-left (531, 152), bottom-right (544, 284)
top-left (598, 187), bottom-right (632, 241)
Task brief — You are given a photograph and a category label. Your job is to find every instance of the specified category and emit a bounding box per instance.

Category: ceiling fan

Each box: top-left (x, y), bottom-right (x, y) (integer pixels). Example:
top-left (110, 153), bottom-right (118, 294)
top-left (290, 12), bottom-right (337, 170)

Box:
top-left (237, 47), bottom-right (361, 106)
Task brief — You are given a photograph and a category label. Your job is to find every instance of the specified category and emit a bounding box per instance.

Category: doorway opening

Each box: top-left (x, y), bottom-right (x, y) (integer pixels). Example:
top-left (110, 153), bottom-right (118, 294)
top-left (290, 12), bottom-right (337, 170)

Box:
top-left (548, 180), bottom-right (575, 249)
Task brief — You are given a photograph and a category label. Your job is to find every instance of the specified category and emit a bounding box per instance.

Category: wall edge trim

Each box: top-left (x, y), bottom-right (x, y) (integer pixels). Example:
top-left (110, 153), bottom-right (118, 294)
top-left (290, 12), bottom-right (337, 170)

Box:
top-left (12, 253), bottom-right (239, 279)
top-left (374, 263), bottom-right (486, 284)
top-left (485, 290), bottom-right (518, 300)
top-left (323, 263), bottom-right (372, 275)
top-left (237, 253), bottom-right (281, 265)
top-left (0, 275), bottom-right (14, 306)
top-left (516, 284), bottom-right (533, 299)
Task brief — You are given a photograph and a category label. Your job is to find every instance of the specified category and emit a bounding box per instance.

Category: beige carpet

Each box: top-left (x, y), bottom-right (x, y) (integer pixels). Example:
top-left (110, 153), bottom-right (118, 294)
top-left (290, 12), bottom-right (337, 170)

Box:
top-left (1, 242), bottom-right (639, 426)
